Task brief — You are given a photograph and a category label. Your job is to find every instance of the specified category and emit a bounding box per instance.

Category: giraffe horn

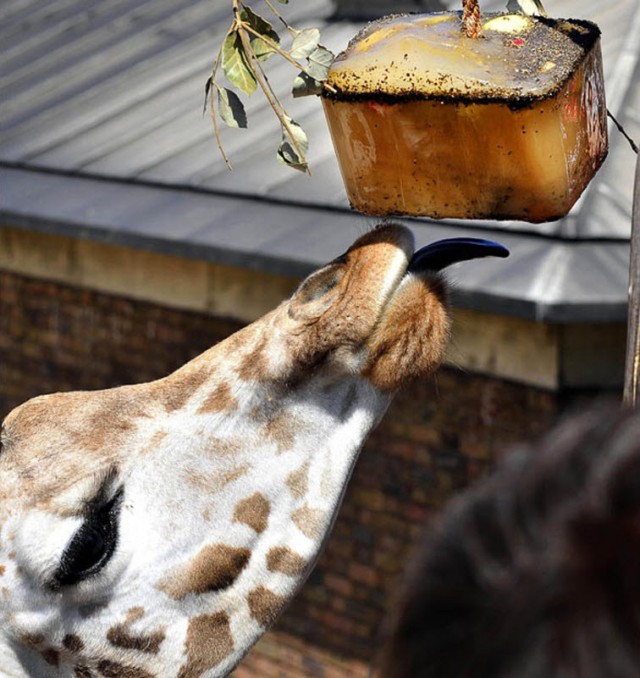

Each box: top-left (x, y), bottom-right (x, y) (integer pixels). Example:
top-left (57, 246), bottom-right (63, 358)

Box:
top-left (408, 237), bottom-right (509, 272)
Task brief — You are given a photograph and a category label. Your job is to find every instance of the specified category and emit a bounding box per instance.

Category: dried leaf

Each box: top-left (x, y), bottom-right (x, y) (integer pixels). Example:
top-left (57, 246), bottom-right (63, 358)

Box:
top-left (204, 76), bottom-right (212, 114)
top-left (306, 45), bottom-right (334, 82)
top-left (222, 30), bottom-right (257, 95)
top-left (277, 116), bottom-right (309, 172)
top-left (290, 28), bottom-right (321, 59)
top-left (218, 87), bottom-right (247, 128)
top-left (292, 71), bottom-right (322, 98)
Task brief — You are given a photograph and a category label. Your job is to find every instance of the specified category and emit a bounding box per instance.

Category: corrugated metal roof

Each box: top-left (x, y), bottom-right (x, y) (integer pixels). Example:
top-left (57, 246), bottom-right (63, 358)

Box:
top-left (1, 0), bottom-right (638, 321)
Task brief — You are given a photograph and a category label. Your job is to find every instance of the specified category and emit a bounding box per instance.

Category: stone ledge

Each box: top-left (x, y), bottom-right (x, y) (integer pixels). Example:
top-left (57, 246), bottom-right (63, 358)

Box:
top-left (0, 225), bottom-right (625, 390)
top-left (0, 226), bottom-right (298, 325)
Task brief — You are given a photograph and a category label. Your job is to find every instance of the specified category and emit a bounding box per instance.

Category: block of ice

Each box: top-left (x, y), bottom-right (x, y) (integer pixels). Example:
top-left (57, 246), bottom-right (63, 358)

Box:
top-left (322, 12), bottom-right (608, 222)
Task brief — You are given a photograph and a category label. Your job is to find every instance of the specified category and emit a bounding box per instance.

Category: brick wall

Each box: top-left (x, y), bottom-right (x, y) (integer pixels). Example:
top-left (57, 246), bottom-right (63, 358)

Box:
top-left (1, 270), bottom-right (576, 675)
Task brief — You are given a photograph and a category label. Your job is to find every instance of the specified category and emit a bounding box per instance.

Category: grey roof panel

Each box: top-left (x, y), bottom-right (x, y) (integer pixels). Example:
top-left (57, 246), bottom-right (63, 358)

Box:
top-left (0, 166), bottom-right (631, 322)
top-left (1, 0), bottom-right (638, 322)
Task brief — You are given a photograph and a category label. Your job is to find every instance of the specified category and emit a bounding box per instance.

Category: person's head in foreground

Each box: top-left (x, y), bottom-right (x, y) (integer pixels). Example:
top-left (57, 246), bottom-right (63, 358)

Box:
top-left (380, 403), bottom-right (640, 678)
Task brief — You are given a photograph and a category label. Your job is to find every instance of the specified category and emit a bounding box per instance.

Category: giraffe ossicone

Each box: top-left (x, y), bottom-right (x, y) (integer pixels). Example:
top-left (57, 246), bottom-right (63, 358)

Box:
top-left (0, 224), bottom-right (507, 677)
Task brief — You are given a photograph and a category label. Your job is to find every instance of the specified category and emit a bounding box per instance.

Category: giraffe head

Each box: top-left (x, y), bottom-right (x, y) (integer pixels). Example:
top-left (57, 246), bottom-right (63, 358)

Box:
top-left (0, 224), bottom-right (507, 676)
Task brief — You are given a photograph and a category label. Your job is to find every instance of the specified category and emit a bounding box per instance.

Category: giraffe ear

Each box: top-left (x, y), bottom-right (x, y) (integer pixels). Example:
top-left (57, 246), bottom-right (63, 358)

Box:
top-left (288, 260), bottom-right (346, 321)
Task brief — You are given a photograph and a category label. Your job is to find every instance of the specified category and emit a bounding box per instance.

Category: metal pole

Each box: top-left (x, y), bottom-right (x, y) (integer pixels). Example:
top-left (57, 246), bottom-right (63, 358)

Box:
top-left (624, 152), bottom-right (640, 407)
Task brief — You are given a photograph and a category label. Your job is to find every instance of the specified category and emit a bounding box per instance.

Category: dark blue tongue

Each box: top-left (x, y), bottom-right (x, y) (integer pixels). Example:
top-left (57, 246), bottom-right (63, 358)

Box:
top-left (409, 237), bottom-right (509, 272)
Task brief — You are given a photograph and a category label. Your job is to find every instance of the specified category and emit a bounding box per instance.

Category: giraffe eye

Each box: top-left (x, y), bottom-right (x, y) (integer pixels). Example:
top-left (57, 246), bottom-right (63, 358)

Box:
top-left (52, 487), bottom-right (124, 589)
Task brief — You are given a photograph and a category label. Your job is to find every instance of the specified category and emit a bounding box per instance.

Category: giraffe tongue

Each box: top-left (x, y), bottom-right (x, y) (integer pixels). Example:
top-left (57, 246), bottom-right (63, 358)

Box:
top-left (408, 237), bottom-right (509, 273)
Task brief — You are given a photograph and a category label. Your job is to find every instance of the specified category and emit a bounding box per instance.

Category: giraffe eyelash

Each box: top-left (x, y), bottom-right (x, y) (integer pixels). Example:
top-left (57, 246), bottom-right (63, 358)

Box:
top-left (81, 467), bottom-right (121, 517)
top-left (49, 471), bottom-right (124, 591)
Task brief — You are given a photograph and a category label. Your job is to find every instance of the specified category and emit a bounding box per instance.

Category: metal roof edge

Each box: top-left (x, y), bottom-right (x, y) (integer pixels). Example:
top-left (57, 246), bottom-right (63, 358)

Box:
top-left (0, 166), bottom-right (630, 324)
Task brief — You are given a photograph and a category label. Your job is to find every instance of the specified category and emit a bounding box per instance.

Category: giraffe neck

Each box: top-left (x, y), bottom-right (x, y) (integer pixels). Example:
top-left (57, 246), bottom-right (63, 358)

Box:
top-left (149, 361), bottom-right (392, 675)
top-left (0, 223), bottom-right (474, 676)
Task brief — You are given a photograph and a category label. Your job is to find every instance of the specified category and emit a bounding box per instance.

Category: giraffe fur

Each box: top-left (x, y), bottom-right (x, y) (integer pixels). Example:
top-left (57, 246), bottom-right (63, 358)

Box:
top-left (0, 224), bottom-right (455, 677)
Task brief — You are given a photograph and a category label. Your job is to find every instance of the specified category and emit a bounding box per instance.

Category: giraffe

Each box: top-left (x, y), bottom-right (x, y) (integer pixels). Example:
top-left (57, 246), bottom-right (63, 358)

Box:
top-left (0, 223), bottom-right (507, 677)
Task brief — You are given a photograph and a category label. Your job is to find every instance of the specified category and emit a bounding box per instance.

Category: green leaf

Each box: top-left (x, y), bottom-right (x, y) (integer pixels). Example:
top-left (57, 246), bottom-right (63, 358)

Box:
top-left (277, 116), bottom-right (309, 172)
top-left (251, 36), bottom-right (277, 62)
top-left (222, 30), bottom-right (257, 95)
top-left (306, 45), bottom-right (334, 82)
top-left (218, 87), bottom-right (247, 128)
top-left (240, 6), bottom-right (280, 44)
top-left (240, 6), bottom-right (278, 36)
top-left (240, 7), bottom-right (280, 62)
top-left (292, 71), bottom-right (322, 98)
top-left (290, 28), bottom-right (320, 59)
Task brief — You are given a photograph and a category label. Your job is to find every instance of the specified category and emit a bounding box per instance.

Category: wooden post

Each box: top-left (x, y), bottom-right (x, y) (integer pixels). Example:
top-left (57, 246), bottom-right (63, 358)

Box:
top-left (624, 152), bottom-right (640, 406)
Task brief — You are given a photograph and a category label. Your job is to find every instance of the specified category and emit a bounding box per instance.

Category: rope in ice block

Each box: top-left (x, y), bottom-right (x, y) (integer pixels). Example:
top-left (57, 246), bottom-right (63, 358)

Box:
top-left (462, 0), bottom-right (482, 38)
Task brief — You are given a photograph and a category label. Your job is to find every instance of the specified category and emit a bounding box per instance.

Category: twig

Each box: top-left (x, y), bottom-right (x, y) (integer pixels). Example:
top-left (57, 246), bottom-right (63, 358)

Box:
top-left (235, 11), bottom-right (309, 170)
top-left (242, 23), bottom-right (307, 72)
top-left (241, 22), bottom-right (337, 95)
top-left (262, 0), bottom-right (293, 34)
top-left (208, 27), bottom-right (235, 171)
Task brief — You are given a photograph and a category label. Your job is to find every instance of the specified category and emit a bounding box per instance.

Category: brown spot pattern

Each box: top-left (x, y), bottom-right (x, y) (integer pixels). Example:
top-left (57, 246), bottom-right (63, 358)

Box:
top-left (0, 564), bottom-right (5, 576)
top-left (126, 607), bottom-right (145, 624)
top-left (197, 383), bottom-right (237, 414)
top-left (265, 410), bottom-right (297, 454)
top-left (292, 504), bottom-right (325, 539)
top-left (177, 612), bottom-right (233, 678)
top-left (141, 429), bottom-right (168, 455)
top-left (107, 625), bottom-right (165, 654)
top-left (248, 585), bottom-right (286, 628)
top-left (1, 389), bottom-right (148, 512)
top-left (237, 335), bottom-right (270, 383)
top-left (21, 633), bottom-right (44, 648)
top-left (41, 648), bottom-right (60, 666)
top-left (76, 395), bottom-right (141, 454)
top-left (63, 634), bottom-right (84, 653)
top-left (286, 463), bottom-right (309, 499)
top-left (159, 544), bottom-right (250, 600)
top-left (233, 492), bottom-right (270, 534)
top-left (161, 367), bottom-right (210, 412)
top-left (203, 436), bottom-right (242, 458)
top-left (74, 666), bottom-right (93, 678)
top-left (184, 463), bottom-right (249, 494)
top-left (97, 660), bottom-right (155, 678)
top-left (266, 546), bottom-right (307, 577)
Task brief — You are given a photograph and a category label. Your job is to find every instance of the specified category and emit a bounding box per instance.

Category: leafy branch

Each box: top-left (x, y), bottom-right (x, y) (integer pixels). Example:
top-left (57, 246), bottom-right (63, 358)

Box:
top-left (205, 0), bottom-right (336, 173)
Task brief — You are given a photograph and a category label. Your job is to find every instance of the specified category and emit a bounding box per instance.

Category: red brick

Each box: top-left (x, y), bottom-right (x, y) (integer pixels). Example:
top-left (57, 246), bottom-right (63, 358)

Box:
top-left (324, 574), bottom-right (353, 597)
top-left (347, 563), bottom-right (380, 588)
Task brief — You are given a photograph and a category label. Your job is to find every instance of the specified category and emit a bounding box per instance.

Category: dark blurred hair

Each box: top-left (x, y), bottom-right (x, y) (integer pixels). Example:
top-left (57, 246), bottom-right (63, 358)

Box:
top-left (379, 404), bottom-right (640, 678)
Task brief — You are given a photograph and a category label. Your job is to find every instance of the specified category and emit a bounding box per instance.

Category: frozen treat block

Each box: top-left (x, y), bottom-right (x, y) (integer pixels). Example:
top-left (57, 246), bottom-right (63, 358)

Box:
top-left (322, 12), bottom-right (607, 222)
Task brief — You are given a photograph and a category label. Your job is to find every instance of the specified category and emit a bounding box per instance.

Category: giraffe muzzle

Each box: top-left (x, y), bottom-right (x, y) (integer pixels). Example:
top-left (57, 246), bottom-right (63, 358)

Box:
top-left (408, 237), bottom-right (509, 273)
